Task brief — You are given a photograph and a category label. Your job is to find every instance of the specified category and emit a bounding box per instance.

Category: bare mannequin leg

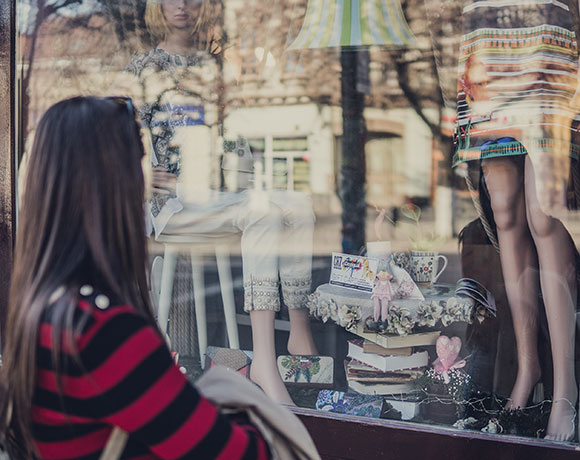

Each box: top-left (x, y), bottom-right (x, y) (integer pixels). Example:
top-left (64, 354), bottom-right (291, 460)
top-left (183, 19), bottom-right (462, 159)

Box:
top-left (482, 157), bottom-right (542, 409)
top-left (239, 203), bottom-right (294, 405)
top-left (287, 309), bottom-right (318, 356)
top-left (524, 156), bottom-right (577, 441)
top-left (249, 310), bottom-right (295, 405)
top-left (275, 191), bottom-right (318, 356)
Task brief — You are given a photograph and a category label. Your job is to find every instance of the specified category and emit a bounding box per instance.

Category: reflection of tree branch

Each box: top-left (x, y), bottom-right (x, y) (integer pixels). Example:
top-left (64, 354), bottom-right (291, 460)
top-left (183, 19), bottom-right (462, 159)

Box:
top-left (394, 52), bottom-right (440, 138)
top-left (394, 0), bottom-right (457, 188)
top-left (21, 0), bottom-right (47, 153)
top-left (393, 0), bottom-right (445, 140)
top-left (394, 52), bottom-right (454, 186)
top-left (21, 0), bottom-right (83, 148)
top-left (103, 0), bottom-right (130, 47)
top-left (44, 0), bottom-right (83, 17)
top-left (430, 48), bottom-right (446, 112)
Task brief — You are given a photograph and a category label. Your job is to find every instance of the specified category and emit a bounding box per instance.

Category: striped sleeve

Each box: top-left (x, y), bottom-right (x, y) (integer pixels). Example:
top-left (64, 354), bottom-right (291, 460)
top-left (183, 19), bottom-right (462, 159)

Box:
top-left (63, 307), bottom-right (270, 460)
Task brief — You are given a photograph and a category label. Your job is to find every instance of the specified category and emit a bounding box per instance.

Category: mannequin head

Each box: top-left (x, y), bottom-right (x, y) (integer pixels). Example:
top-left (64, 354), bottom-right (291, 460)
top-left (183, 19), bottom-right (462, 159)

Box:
top-left (145, 0), bottom-right (209, 44)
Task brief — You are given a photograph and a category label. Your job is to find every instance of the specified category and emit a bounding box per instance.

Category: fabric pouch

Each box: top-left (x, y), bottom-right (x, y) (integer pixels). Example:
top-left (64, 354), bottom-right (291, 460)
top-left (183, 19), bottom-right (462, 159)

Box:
top-left (316, 390), bottom-right (384, 419)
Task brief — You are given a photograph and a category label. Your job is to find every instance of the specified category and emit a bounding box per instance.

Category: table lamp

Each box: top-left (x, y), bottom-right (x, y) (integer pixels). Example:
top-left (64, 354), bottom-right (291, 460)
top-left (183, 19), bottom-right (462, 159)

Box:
top-left (288, 0), bottom-right (417, 49)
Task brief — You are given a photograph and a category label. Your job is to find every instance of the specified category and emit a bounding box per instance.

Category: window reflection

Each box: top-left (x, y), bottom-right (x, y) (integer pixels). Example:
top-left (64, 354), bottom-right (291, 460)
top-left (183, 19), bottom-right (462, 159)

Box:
top-left (14, 0), bottom-right (580, 447)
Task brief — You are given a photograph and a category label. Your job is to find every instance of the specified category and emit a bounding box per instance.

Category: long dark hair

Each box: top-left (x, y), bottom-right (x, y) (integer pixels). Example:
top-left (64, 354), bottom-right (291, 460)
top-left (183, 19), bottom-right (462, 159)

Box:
top-left (1, 97), bottom-right (155, 457)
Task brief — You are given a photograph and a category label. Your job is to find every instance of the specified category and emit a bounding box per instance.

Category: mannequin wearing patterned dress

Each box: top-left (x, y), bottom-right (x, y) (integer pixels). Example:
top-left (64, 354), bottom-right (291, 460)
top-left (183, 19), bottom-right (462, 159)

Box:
top-left (455, 0), bottom-right (580, 440)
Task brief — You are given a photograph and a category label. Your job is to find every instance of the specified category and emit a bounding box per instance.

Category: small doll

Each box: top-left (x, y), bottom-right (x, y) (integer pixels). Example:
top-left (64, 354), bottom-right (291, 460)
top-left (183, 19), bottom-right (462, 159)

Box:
top-left (369, 261), bottom-right (395, 331)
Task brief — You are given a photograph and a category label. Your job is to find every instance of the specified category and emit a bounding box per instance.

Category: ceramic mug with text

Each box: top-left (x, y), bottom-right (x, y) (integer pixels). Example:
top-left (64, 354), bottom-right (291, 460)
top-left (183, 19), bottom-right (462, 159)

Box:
top-left (410, 251), bottom-right (448, 285)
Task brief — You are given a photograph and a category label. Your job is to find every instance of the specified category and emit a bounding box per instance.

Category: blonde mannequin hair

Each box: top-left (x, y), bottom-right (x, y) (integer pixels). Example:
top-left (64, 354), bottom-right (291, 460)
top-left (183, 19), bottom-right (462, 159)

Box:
top-left (145, 0), bottom-right (214, 49)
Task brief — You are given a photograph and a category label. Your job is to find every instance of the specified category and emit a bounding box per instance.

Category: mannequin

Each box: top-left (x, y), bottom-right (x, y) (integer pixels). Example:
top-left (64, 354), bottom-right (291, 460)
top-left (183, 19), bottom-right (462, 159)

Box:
top-left (455, 1), bottom-right (579, 441)
top-left (127, 0), bottom-right (318, 405)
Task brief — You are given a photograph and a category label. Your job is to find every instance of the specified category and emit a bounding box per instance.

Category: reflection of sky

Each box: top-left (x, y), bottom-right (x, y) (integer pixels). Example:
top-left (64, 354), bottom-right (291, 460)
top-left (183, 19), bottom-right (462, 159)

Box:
top-left (18, 0), bottom-right (102, 33)
top-left (17, 1), bottom-right (36, 33)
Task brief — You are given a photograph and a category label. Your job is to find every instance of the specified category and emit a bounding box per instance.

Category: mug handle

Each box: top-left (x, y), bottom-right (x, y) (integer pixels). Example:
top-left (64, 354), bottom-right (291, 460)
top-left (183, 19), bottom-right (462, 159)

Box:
top-left (432, 255), bottom-right (448, 284)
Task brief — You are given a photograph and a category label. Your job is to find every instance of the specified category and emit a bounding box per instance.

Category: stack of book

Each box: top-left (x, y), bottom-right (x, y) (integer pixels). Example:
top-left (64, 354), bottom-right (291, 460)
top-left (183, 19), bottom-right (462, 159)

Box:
top-left (345, 331), bottom-right (439, 396)
top-left (348, 322), bottom-right (441, 349)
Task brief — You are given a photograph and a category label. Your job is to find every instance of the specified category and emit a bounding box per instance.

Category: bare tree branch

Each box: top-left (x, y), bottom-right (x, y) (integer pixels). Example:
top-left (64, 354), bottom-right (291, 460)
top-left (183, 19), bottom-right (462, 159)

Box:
top-left (393, 52), bottom-right (441, 138)
top-left (44, 0), bottom-right (83, 18)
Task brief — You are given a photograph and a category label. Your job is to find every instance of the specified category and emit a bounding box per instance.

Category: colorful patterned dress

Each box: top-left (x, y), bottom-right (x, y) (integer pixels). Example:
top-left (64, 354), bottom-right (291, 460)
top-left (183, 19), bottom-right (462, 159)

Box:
top-left (454, 0), bottom-right (580, 216)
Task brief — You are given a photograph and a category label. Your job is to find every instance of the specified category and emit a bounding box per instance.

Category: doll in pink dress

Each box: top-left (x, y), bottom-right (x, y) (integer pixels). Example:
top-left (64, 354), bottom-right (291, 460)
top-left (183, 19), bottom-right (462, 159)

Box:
top-left (371, 268), bottom-right (395, 331)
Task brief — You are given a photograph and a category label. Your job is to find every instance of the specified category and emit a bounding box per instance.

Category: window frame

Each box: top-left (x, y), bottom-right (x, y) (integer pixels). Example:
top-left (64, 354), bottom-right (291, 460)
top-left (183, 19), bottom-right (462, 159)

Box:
top-left (294, 407), bottom-right (580, 459)
top-left (1, 1), bottom-right (580, 457)
top-left (0, 0), bottom-right (16, 339)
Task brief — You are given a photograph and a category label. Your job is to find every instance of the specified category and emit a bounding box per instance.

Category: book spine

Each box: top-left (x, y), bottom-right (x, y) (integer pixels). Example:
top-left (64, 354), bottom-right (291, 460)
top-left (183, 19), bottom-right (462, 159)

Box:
top-left (346, 354), bottom-right (384, 372)
top-left (363, 345), bottom-right (413, 356)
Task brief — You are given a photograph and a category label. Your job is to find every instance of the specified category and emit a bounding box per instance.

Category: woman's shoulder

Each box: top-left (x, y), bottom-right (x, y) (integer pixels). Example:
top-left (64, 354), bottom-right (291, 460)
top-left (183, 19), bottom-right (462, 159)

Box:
top-left (39, 286), bottom-right (160, 375)
top-left (37, 287), bottom-right (165, 397)
top-left (42, 285), bottom-right (147, 339)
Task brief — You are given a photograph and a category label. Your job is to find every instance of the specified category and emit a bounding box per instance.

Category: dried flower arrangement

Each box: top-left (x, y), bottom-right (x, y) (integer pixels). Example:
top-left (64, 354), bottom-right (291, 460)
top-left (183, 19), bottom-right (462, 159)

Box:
top-left (308, 291), bottom-right (477, 336)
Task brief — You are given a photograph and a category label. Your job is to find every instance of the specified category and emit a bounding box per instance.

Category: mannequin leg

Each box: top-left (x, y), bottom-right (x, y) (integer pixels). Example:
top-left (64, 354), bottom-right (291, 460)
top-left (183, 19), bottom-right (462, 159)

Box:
top-left (287, 309), bottom-right (318, 355)
top-left (237, 201), bottom-right (294, 404)
top-left (482, 157), bottom-right (542, 409)
top-left (272, 191), bottom-right (318, 356)
top-left (165, 196), bottom-right (295, 403)
top-left (249, 310), bottom-right (294, 405)
top-left (524, 156), bottom-right (577, 441)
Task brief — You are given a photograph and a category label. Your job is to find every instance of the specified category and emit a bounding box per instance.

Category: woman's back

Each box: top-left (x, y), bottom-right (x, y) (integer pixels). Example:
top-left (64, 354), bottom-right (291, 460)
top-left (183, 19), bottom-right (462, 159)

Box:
top-left (33, 286), bottom-right (269, 459)
top-left (0, 97), bottom-right (272, 459)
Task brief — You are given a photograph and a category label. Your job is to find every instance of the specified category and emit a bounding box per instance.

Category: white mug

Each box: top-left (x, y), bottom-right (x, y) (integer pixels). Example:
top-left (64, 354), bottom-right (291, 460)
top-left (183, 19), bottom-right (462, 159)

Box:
top-left (410, 251), bottom-right (448, 285)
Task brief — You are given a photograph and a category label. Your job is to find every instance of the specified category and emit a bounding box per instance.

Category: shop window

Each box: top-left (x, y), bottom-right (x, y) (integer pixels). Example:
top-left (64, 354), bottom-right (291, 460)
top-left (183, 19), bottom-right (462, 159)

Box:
top-left (10, 0), bottom-right (580, 454)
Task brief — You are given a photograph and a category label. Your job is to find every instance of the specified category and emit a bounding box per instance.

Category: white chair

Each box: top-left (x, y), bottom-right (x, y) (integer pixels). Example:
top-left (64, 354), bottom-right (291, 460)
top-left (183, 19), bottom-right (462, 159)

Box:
top-left (153, 235), bottom-right (240, 368)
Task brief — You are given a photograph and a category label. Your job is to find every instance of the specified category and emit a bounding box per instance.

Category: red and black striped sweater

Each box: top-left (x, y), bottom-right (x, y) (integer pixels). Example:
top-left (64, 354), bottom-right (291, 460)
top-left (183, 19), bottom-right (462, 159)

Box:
top-left (32, 290), bottom-right (271, 460)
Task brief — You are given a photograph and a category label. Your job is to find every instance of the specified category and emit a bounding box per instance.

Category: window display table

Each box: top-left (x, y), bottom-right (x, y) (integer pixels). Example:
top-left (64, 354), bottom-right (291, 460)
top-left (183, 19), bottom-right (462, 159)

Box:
top-left (308, 283), bottom-right (477, 334)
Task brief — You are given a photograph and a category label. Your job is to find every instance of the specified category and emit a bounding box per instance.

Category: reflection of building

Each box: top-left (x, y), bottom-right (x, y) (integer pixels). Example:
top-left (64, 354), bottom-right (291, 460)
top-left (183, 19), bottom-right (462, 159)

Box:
top-left (20, 0), bottom-right (445, 214)
top-left (221, 0), bottom-right (438, 212)
top-left (9, 2), bottom-right (578, 457)
top-left (223, 105), bottom-right (334, 196)
top-left (223, 103), bottom-right (433, 212)
top-left (18, 13), bottom-right (130, 134)
top-left (363, 108), bottom-right (434, 209)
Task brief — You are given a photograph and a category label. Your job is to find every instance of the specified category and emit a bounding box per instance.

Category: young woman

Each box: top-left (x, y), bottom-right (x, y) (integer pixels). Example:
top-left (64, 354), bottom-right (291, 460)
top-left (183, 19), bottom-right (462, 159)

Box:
top-left (0, 97), bottom-right (272, 459)
top-left (125, 0), bottom-right (318, 405)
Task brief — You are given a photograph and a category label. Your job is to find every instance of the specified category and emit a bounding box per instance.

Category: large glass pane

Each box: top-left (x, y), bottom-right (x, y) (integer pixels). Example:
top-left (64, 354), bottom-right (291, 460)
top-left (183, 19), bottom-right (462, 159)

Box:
top-left (15, 0), bottom-right (580, 448)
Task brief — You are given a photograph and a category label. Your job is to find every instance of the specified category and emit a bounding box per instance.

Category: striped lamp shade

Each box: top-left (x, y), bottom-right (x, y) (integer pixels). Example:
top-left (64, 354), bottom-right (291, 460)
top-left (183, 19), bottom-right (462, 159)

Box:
top-left (288, 0), bottom-right (417, 49)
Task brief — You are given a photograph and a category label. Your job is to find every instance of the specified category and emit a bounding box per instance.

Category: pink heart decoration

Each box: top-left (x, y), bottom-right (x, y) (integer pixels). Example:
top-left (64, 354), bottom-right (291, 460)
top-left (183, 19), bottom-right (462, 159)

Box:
top-left (435, 336), bottom-right (462, 370)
